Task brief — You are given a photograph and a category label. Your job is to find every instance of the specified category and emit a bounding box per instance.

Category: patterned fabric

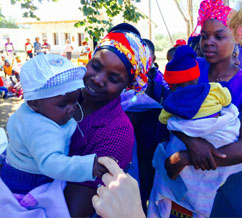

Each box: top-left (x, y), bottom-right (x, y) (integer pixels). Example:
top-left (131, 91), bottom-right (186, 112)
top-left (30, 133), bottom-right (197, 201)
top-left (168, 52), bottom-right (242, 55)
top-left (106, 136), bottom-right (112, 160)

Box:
top-left (192, 0), bottom-right (232, 36)
top-left (171, 202), bottom-right (193, 218)
top-left (39, 67), bottom-right (85, 90)
top-left (69, 96), bottom-right (134, 189)
top-left (94, 31), bottom-right (152, 94)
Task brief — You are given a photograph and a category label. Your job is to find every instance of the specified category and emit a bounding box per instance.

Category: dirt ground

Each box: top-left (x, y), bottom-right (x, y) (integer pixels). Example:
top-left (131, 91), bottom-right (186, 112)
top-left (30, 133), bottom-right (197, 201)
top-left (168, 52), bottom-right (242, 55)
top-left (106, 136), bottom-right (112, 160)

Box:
top-left (0, 98), bottom-right (23, 131)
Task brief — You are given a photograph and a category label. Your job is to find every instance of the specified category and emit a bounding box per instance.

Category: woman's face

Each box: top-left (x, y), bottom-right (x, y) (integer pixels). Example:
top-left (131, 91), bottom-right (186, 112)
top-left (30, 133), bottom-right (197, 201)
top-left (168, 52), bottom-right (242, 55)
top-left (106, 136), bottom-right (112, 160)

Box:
top-left (82, 49), bottom-right (129, 105)
top-left (200, 19), bottom-right (235, 63)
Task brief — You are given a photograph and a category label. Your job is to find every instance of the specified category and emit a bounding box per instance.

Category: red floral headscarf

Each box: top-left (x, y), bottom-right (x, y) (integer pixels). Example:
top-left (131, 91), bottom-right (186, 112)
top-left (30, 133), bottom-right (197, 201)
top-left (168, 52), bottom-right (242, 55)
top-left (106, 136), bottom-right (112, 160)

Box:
top-left (94, 31), bottom-right (152, 94)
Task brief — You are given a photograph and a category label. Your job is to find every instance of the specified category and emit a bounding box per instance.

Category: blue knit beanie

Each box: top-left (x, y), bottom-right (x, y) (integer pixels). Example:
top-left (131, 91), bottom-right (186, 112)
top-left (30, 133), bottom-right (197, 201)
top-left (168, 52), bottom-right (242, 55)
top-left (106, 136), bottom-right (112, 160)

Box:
top-left (164, 45), bottom-right (200, 84)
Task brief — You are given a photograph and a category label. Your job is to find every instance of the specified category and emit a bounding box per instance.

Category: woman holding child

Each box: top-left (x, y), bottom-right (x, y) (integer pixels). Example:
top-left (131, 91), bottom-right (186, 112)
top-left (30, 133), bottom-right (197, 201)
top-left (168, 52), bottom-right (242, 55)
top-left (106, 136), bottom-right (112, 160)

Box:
top-left (93, 1), bottom-right (242, 218)
top-left (64, 24), bottom-right (152, 217)
top-left (153, 0), bottom-right (242, 217)
top-left (0, 23), bottom-right (152, 217)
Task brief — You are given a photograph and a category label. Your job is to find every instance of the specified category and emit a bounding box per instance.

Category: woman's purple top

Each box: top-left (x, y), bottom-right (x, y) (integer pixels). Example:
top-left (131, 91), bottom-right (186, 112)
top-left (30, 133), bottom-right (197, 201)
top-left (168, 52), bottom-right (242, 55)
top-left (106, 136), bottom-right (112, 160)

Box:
top-left (69, 96), bottom-right (134, 189)
top-left (197, 57), bottom-right (242, 113)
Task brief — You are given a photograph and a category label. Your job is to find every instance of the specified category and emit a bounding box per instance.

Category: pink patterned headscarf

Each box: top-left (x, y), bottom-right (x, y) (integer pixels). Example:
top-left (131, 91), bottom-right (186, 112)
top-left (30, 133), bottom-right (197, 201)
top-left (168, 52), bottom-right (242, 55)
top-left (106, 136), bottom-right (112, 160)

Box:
top-left (192, 0), bottom-right (232, 36)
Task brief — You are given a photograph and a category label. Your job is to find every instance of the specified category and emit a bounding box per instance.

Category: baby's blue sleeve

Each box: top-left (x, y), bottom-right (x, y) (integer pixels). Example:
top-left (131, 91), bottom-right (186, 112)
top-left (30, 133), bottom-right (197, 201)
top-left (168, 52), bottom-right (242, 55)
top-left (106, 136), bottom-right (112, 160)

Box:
top-left (26, 122), bottom-right (96, 182)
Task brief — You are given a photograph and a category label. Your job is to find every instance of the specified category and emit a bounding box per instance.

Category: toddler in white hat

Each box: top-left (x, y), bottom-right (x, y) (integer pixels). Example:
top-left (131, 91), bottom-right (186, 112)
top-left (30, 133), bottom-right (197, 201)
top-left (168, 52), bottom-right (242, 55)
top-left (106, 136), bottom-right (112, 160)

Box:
top-left (1, 54), bottom-right (107, 196)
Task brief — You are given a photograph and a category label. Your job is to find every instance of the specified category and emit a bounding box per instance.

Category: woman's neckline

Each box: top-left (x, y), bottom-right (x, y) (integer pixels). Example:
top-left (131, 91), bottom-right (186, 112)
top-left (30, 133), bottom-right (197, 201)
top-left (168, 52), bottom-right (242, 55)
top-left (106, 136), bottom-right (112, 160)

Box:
top-left (208, 64), bottom-right (239, 83)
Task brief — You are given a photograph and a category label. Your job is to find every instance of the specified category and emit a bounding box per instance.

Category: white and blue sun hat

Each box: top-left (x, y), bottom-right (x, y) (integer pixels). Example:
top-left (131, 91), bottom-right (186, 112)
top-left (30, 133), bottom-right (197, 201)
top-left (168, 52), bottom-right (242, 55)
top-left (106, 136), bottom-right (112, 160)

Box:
top-left (20, 53), bottom-right (86, 101)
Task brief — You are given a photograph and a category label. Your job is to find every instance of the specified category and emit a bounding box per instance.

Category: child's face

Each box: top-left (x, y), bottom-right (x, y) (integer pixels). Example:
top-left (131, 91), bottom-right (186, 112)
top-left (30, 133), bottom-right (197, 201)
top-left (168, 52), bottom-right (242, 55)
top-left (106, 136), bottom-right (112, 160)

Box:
top-left (168, 78), bottom-right (199, 91)
top-left (5, 61), bottom-right (10, 67)
top-left (36, 89), bottom-right (81, 125)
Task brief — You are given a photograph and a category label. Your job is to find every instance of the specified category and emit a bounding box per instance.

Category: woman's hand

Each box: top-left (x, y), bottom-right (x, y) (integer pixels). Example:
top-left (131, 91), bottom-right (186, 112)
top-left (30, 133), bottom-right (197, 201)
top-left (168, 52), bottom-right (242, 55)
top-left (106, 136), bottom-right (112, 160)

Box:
top-left (92, 157), bottom-right (145, 218)
top-left (173, 132), bottom-right (226, 170)
top-left (185, 137), bottom-right (226, 170)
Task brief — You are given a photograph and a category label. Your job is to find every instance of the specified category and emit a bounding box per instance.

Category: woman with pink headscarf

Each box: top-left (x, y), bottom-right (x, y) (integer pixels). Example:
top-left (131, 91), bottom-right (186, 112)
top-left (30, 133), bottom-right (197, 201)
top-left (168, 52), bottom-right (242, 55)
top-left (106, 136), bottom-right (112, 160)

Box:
top-left (160, 0), bottom-right (242, 217)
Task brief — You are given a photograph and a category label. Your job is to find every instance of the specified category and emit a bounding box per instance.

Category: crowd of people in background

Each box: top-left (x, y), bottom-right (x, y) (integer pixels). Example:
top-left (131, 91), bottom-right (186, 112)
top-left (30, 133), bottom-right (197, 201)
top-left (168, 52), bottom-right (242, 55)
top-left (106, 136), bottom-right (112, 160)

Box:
top-left (1, 0), bottom-right (242, 217)
top-left (0, 35), bottom-right (92, 99)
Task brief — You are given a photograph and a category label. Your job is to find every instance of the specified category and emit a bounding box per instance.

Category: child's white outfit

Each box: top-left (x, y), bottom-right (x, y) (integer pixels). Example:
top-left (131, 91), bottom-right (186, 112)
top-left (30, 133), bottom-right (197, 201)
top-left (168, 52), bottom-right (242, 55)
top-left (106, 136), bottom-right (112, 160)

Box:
top-left (148, 104), bottom-right (241, 218)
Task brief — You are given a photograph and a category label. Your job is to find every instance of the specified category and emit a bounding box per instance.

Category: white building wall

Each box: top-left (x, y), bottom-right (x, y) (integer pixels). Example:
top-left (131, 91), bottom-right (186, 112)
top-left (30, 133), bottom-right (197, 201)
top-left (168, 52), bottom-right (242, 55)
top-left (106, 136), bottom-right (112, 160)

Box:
top-left (0, 22), bottom-right (92, 56)
top-left (27, 22), bottom-right (91, 55)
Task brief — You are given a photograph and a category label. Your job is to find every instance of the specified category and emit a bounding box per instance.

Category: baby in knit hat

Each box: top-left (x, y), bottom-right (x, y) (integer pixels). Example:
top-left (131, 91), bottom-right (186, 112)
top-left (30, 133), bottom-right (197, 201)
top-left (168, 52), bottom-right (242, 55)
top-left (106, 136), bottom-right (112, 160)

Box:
top-left (148, 45), bottom-right (242, 217)
top-left (1, 54), bottom-right (108, 198)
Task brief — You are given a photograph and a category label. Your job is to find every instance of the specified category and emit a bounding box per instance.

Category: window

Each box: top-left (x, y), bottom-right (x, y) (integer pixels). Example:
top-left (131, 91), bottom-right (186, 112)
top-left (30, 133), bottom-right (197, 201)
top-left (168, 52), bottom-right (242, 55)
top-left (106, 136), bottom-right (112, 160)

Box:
top-left (78, 33), bottom-right (84, 46)
top-left (42, 33), bottom-right (47, 40)
top-left (65, 33), bottom-right (71, 41)
top-left (53, 33), bottom-right (59, 45)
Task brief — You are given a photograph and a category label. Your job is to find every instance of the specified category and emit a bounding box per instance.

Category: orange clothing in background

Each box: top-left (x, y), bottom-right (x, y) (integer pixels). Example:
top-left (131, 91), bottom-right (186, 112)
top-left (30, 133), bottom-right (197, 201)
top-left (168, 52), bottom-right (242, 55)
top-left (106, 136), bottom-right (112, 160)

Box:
top-left (4, 65), bottom-right (12, 76)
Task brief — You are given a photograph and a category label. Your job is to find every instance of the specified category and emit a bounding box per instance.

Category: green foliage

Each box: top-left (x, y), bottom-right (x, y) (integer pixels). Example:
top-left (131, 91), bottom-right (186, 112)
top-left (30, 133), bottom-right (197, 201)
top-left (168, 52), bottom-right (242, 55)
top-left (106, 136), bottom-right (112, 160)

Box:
top-left (154, 32), bottom-right (187, 52)
top-left (9, 0), bottom-right (144, 41)
top-left (10, 0), bottom-right (59, 20)
top-left (0, 18), bottom-right (19, 28)
top-left (78, 0), bottom-right (145, 42)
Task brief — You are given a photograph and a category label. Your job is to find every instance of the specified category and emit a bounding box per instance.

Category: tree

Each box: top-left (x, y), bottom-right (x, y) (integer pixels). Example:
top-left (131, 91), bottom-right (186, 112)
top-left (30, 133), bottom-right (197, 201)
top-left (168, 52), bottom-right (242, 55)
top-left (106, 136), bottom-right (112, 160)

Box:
top-left (173, 0), bottom-right (237, 39)
top-left (9, 0), bottom-right (145, 41)
top-left (173, 0), bottom-right (195, 39)
top-left (0, 18), bottom-right (19, 28)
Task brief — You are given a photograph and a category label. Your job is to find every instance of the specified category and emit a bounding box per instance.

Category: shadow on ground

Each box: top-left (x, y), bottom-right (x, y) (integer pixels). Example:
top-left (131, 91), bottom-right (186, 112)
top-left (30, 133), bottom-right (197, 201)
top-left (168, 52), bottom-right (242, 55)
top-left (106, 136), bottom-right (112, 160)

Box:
top-left (0, 98), bottom-right (23, 131)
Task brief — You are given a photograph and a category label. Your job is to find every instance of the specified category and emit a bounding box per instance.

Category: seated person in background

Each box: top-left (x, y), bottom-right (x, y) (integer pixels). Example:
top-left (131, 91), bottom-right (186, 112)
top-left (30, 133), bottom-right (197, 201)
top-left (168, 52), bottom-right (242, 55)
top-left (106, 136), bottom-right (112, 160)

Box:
top-left (0, 76), bottom-right (8, 98)
top-left (0, 54), bottom-right (109, 217)
top-left (148, 45), bottom-right (242, 218)
top-left (3, 59), bottom-right (12, 78)
top-left (8, 68), bottom-right (23, 98)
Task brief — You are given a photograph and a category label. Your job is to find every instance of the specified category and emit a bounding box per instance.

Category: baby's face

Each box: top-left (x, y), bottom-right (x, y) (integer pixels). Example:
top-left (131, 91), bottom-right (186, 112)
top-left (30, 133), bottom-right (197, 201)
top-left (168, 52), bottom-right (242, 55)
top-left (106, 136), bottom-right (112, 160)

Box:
top-left (37, 89), bottom-right (81, 125)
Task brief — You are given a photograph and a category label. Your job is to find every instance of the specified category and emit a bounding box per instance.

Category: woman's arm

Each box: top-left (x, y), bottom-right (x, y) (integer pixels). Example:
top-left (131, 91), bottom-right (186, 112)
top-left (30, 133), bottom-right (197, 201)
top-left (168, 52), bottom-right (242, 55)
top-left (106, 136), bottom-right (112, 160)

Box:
top-left (173, 131), bottom-right (226, 170)
top-left (66, 120), bottom-right (134, 217)
top-left (167, 117), bottom-right (242, 178)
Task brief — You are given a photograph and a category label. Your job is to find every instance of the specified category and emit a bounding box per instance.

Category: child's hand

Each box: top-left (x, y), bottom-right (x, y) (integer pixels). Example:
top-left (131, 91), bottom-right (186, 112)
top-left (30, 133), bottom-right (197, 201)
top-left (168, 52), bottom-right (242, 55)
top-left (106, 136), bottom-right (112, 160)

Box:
top-left (93, 156), bottom-right (117, 178)
top-left (165, 151), bottom-right (188, 179)
top-left (93, 156), bottom-right (109, 178)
